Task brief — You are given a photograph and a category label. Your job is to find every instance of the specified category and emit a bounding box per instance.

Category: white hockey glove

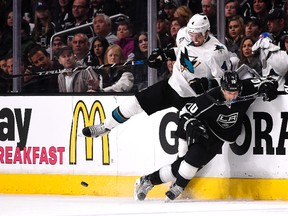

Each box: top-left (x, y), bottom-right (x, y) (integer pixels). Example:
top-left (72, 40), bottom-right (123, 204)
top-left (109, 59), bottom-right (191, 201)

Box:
top-left (252, 37), bottom-right (280, 69)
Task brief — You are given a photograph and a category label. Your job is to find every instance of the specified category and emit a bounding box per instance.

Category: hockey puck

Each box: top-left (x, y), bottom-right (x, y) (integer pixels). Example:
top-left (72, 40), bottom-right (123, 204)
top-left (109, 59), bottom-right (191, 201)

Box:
top-left (81, 181), bottom-right (88, 187)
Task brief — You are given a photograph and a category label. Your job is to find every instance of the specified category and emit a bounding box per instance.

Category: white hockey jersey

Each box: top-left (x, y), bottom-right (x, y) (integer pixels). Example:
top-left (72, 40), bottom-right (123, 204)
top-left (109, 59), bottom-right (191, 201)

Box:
top-left (169, 27), bottom-right (231, 97)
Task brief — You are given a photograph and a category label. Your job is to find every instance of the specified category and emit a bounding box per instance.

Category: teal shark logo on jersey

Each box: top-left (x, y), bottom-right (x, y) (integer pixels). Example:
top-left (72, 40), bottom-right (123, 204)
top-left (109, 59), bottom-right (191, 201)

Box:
top-left (214, 44), bottom-right (224, 53)
top-left (180, 47), bottom-right (200, 73)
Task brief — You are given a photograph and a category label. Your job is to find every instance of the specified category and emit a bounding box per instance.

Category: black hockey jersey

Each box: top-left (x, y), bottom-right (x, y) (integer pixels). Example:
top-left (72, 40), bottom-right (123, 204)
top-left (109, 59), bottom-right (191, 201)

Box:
top-left (181, 78), bottom-right (263, 142)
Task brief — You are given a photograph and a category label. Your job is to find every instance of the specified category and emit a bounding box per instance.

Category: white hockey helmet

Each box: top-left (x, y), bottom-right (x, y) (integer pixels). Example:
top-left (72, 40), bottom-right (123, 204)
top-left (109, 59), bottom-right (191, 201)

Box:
top-left (187, 14), bottom-right (210, 36)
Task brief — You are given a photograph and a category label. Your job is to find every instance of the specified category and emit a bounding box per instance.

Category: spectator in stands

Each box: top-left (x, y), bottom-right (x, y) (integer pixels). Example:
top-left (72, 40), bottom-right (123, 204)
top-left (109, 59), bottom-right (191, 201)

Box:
top-left (266, 8), bottom-right (288, 46)
top-left (173, 5), bottom-right (193, 27)
top-left (51, 0), bottom-right (74, 32)
top-left (225, 15), bottom-right (245, 56)
top-left (237, 36), bottom-right (262, 78)
top-left (0, 57), bottom-right (7, 73)
top-left (87, 36), bottom-right (109, 67)
top-left (89, 0), bottom-right (117, 17)
top-left (23, 45), bottom-right (60, 93)
top-left (98, 44), bottom-right (134, 92)
top-left (66, 0), bottom-right (94, 38)
top-left (130, 31), bottom-right (148, 91)
top-left (162, 0), bottom-right (178, 21)
top-left (279, 34), bottom-right (288, 51)
top-left (158, 59), bottom-right (175, 81)
top-left (225, 0), bottom-right (240, 20)
top-left (169, 17), bottom-right (182, 47)
top-left (0, 9), bottom-right (13, 60)
top-left (21, 19), bottom-right (38, 67)
top-left (57, 46), bottom-right (100, 92)
top-left (251, 0), bottom-right (272, 31)
top-left (4, 54), bottom-right (14, 92)
top-left (32, 1), bottom-right (56, 49)
top-left (156, 11), bottom-right (172, 49)
top-left (50, 35), bottom-right (66, 59)
top-left (201, 0), bottom-right (217, 36)
top-left (91, 14), bottom-right (119, 45)
top-left (71, 33), bottom-right (90, 66)
top-left (115, 19), bottom-right (134, 60)
top-left (244, 16), bottom-right (263, 40)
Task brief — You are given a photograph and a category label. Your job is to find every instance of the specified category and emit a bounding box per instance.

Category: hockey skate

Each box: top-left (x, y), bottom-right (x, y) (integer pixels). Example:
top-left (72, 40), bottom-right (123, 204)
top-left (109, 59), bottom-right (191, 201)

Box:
top-left (80, 123), bottom-right (110, 138)
top-left (134, 176), bottom-right (154, 201)
top-left (165, 183), bottom-right (184, 201)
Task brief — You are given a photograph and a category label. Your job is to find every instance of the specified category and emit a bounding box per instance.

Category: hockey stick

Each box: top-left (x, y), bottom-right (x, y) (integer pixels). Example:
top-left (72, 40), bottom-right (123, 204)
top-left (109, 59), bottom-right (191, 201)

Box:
top-left (205, 91), bottom-right (266, 107)
top-left (235, 64), bottom-right (261, 79)
top-left (0, 60), bottom-right (147, 79)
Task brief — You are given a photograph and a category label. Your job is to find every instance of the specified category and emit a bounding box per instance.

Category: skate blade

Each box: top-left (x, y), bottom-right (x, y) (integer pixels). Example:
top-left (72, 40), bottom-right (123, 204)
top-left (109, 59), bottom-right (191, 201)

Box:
top-left (164, 197), bottom-right (172, 203)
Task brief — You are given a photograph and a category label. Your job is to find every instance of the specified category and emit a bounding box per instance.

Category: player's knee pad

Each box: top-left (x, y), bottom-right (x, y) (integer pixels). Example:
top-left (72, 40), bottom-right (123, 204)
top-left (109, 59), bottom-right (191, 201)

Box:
top-left (159, 164), bottom-right (176, 183)
top-left (178, 161), bottom-right (198, 180)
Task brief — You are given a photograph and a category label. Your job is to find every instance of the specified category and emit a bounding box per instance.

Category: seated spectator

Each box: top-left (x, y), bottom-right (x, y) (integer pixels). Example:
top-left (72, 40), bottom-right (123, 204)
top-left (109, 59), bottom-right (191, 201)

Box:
top-left (159, 59), bottom-right (175, 81)
top-left (31, 1), bottom-right (56, 49)
top-left (251, 0), bottom-right (272, 32)
top-left (23, 45), bottom-right (60, 93)
top-left (0, 9), bottom-right (13, 60)
top-left (168, 17), bottom-right (182, 48)
top-left (89, 0), bottom-right (117, 18)
top-left (201, 0), bottom-right (217, 36)
top-left (162, 0), bottom-right (178, 21)
top-left (280, 34), bottom-right (288, 51)
top-left (91, 13), bottom-right (119, 45)
top-left (115, 19), bottom-right (135, 60)
top-left (51, 0), bottom-right (74, 32)
top-left (130, 31), bottom-right (149, 91)
top-left (173, 5), bottom-right (193, 27)
top-left (71, 33), bottom-right (90, 66)
top-left (237, 36), bottom-right (262, 78)
top-left (156, 11), bottom-right (172, 49)
top-left (87, 36), bottom-right (109, 67)
top-left (98, 44), bottom-right (134, 92)
top-left (50, 35), bottom-right (66, 59)
top-left (244, 16), bottom-right (263, 40)
top-left (225, 0), bottom-right (240, 20)
top-left (57, 46), bottom-right (100, 92)
top-left (65, 0), bottom-right (94, 38)
top-left (3, 54), bottom-right (13, 92)
top-left (266, 8), bottom-right (288, 46)
top-left (0, 57), bottom-right (7, 73)
top-left (225, 15), bottom-right (245, 57)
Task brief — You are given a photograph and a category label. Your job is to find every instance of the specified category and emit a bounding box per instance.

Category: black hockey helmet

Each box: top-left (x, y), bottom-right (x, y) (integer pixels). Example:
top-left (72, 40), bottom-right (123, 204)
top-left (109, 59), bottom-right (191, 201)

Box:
top-left (221, 71), bottom-right (242, 92)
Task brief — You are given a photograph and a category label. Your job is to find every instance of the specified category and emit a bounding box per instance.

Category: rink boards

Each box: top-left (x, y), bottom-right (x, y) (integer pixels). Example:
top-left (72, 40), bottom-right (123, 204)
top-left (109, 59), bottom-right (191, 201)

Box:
top-left (0, 94), bottom-right (288, 200)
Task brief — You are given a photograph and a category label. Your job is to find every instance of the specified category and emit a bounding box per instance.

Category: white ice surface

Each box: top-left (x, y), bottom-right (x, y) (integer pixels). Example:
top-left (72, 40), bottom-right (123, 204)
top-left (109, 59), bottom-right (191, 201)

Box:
top-left (0, 194), bottom-right (288, 216)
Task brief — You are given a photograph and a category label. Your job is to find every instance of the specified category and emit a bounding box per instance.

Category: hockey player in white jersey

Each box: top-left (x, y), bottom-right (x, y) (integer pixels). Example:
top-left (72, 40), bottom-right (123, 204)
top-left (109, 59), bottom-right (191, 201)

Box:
top-left (81, 13), bottom-right (231, 138)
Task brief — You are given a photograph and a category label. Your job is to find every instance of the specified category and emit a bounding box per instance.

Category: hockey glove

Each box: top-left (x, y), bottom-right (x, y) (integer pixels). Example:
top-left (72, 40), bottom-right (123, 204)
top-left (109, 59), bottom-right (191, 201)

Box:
top-left (148, 48), bottom-right (167, 68)
top-left (189, 78), bottom-right (219, 94)
top-left (184, 117), bottom-right (208, 143)
top-left (258, 78), bottom-right (278, 101)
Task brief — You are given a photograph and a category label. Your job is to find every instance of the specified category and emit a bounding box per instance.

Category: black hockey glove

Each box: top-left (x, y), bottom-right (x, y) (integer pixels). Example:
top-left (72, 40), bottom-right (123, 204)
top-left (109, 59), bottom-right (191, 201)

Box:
top-left (184, 117), bottom-right (208, 143)
top-left (258, 77), bottom-right (278, 101)
top-left (148, 48), bottom-right (167, 68)
top-left (189, 78), bottom-right (219, 94)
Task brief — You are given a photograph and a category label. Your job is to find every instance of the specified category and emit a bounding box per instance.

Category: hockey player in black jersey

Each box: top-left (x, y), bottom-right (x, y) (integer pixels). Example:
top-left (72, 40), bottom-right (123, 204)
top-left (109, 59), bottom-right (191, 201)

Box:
top-left (134, 71), bottom-right (278, 201)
